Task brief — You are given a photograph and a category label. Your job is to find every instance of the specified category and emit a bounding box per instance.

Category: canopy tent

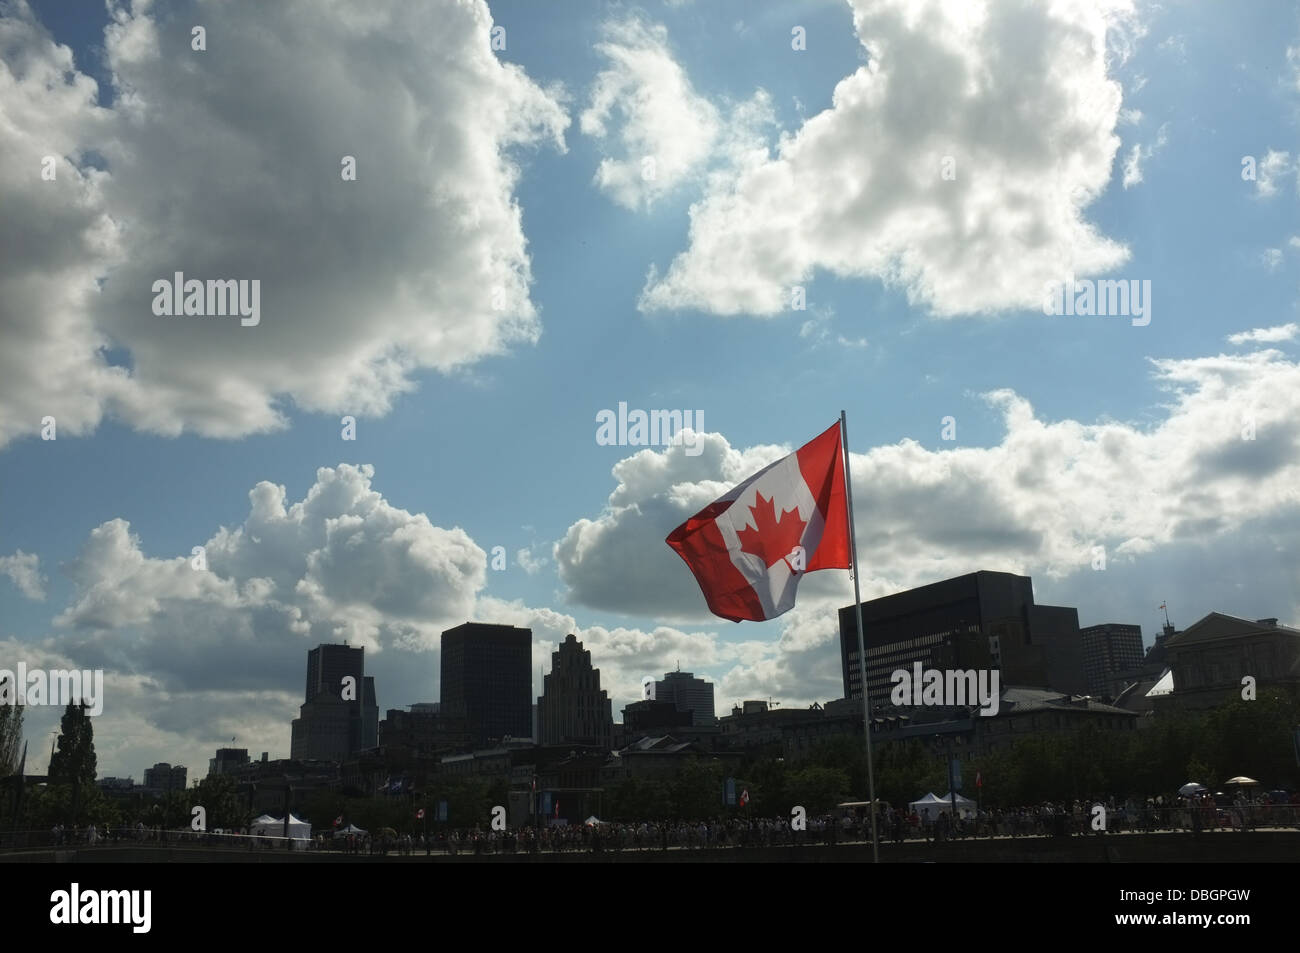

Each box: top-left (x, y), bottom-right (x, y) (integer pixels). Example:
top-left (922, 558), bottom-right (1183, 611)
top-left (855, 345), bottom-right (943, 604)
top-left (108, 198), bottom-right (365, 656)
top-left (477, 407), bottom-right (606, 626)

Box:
top-left (250, 814), bottom-right (312, 846)
top-left (908, 793), bottom-right (946, 814)
top-left (583, 816), bottom-right (607, 827)
top-left (333, 823), bottom-right (367, 838)
top-left (909, 792), bottom-right (975, 819)
top-left (250, 814), bottom-right (278, 827)
top-left (939, 792), bottom-right (977, 819)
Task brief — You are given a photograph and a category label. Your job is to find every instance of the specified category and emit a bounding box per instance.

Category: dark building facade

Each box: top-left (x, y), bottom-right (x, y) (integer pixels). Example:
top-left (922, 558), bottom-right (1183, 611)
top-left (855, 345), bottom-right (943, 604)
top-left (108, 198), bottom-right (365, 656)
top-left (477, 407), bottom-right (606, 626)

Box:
top-left (291, 643), bottom-right (379, 762)
top-left (622, 699), bottom-right (693, 734)
top-left (838, 571), bottom-right (1086, 706)
top-left (306, 644), bottom-right (364, 703)
top-left (653, 670), bottom-right (717, 726)
top-left (207, 747), bottom-right (250, 778)
top-left (441, 622), bottom-right (533, 746)
top-left (142, 762), bottom-right (187, 794)
top-left (380, 704), bottom-right (472, 755)
top-left (1079, 623), bottom-right (1144, 697)
top-left (1159, 613), bottom-right (1300, 711)
top-left (537, 634), bottom-right (614, 747)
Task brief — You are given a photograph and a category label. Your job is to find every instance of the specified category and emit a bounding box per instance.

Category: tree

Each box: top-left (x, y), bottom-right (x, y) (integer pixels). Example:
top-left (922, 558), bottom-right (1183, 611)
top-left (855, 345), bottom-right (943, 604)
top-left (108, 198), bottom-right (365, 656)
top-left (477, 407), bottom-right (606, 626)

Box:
top-left (48, 701), bottom-right (96, 788)
top-left (0, 676), bottom-right (21, 778)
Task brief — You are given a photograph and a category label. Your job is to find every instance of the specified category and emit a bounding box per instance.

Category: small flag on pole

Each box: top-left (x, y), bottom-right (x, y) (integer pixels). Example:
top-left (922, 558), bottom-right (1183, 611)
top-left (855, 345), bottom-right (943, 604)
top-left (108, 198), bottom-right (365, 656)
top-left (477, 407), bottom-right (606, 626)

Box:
top-left (976, 771), bottom-right (982, 789)
top-left (739, 788), bottom-right (750, 807)
top-left (416, 808), bottom-right (425, 820)
top-left (333, 815), bottom-right (342, 827)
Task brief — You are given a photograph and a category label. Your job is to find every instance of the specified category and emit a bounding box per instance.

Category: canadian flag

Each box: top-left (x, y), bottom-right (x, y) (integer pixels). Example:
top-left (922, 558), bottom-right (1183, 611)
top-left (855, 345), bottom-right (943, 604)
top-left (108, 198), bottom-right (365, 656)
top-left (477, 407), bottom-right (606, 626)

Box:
top-left (416, 808), bottom-right (426, 820)
top-left (667, 422), bottom-right (850, 622)
top-left (333, 815), bottom-right (342, 827)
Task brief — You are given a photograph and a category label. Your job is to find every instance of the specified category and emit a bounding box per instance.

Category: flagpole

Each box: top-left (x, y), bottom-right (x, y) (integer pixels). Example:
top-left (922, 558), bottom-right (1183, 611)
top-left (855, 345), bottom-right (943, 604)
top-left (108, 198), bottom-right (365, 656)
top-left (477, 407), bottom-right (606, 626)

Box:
top-left (840, 410), bottom-right (880, 864)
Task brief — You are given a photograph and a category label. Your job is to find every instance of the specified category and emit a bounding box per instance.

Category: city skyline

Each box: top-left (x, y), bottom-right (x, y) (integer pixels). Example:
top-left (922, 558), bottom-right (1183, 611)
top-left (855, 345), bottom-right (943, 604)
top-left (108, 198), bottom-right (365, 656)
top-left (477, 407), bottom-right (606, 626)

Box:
top-left (3, 0), bottom-right (1300, 786)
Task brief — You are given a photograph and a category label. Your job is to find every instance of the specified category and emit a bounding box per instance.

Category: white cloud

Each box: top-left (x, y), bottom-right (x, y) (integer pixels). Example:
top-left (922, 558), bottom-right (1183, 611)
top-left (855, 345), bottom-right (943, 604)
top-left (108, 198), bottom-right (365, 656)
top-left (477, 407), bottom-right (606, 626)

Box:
top-left (557, 346), bottom-right (1300, 623)
top-left (1254, 150), bottom-right (1293, 198)
top-left (580, 16), bottom-right (719, 210)
top-left (0, 550), bottom-right (46, 600)
top-left (515, 545), bottom-right (548, 575)
top-left (1226, 323), bottom-right (1299, 345)
top-left (639, 0), bottom-right (1138, 318)
top-left (1122, 122), bottom-right (1168, 188)
top-left (1261, 248), bottom-right (1284, 272)
top-left (580, 15), bottom-right (774, 211)
top-left (0, 0), bottom-right (568, 449)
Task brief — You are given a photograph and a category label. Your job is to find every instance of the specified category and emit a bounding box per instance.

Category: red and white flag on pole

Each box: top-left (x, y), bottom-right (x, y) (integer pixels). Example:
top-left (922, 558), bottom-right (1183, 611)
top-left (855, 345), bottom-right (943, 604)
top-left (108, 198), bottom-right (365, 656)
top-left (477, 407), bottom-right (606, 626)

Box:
top-left (416, 808), bottom-right (425, 820)
top-left (666, 422), bottom-right (850, 622)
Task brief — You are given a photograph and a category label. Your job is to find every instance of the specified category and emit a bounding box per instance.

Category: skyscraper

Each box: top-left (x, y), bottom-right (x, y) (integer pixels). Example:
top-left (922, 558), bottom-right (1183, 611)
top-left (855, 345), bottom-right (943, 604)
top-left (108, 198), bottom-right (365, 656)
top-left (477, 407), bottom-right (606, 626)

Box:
top-left (1079, 623), bottom-right (1144, 697)
top-left (654, 670), bottom-right (717, 726)
top-left (838, 570), bottom-right (1087, 703)
top-left (291, 643), bottom-right (379, 762)
top-left (441, 623), bottom-right (532, 746)
top-left (537, 634), bottom-right (613, 747)
top-left (306, 643), bottom-right (364, 703)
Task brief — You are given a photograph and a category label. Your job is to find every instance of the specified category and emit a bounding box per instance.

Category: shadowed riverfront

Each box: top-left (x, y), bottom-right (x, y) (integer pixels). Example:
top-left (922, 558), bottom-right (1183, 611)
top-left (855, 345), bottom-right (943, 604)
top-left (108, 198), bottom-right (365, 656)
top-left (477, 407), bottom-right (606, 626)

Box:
top-left (2, 829), bottom-right (1295, 863)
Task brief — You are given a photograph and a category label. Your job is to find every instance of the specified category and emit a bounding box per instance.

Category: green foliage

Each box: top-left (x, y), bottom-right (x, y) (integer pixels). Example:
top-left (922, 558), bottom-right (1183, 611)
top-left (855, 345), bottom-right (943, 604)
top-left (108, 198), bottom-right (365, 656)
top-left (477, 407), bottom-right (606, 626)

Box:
top-left (726, 689), bottom-right (1300, 811)
top-left (785, 765), bottom-right (849, 813)
top-left (0, 688), bottom-right (22, 778)
top-left (47, 702), bottom-right (96, 788)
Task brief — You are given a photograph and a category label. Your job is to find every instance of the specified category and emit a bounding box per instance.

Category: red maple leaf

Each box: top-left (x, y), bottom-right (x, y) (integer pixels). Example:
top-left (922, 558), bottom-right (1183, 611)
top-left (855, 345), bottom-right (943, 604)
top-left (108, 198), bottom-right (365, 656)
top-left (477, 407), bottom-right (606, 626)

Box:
top-left (736, 492), bottom-right (807, 569)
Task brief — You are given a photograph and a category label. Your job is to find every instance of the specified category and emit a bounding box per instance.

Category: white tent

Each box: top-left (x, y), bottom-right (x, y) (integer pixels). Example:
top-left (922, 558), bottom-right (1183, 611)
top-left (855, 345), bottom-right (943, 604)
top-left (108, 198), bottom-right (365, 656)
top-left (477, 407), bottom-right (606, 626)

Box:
top-left (908, 793), bottom-right (947, 815)
top-left (939, 793), bottom-right (978, 819)
top-left (250, 814), bottom-right (313, 846)
top-left (333, 823), bottom-right (367, 838)
top-left (909, 793), bottom-right (976, 819)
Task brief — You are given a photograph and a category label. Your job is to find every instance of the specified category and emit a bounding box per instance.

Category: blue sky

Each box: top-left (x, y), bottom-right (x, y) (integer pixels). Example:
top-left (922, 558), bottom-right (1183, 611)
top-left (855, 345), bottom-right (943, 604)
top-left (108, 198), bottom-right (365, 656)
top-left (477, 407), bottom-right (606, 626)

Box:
top-left (3, 0), bottom-right (1300, 778)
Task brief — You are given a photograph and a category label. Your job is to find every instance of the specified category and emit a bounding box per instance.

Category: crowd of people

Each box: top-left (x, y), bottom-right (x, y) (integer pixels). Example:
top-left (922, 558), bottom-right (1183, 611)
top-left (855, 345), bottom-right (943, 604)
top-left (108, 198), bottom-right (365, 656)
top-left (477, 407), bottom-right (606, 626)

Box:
top-left (19, 789), bottom-right (1298, 854)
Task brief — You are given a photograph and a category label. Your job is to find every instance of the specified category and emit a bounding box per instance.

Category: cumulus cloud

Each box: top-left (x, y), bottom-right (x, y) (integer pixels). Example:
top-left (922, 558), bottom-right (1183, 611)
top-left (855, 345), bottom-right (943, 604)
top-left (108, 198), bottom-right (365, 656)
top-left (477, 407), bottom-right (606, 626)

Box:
top-left (21, 462), bottom-right (825, 774)
top-left (1226, 323), bottom-right (1299, 345)
top-left (580, 16), bottom-right (719, 209)
top-left (580, 15), bottom-right (774, 211)
top-left (0, 550), bottom-right (46, 600)
top-left (639, 0), bottom-right (1138, 317)
top-left (0, 0), bottom-right (567, 449)
top-left (557, 347), bottom-right (1300, 623)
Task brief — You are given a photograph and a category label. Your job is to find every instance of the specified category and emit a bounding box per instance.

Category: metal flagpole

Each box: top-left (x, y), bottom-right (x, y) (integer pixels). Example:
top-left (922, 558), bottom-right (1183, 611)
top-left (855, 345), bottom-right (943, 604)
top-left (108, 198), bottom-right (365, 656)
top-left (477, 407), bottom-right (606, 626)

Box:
top-left (840, 410), bottom-right (880, 864)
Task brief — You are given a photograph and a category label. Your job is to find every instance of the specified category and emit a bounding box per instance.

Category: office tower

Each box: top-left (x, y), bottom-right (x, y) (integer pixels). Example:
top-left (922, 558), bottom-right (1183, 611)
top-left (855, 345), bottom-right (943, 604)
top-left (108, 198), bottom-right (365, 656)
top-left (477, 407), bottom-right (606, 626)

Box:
top-left (537, 634), bottom-right (614, 747)
top-left (441, 623), bottom-right (532, 746)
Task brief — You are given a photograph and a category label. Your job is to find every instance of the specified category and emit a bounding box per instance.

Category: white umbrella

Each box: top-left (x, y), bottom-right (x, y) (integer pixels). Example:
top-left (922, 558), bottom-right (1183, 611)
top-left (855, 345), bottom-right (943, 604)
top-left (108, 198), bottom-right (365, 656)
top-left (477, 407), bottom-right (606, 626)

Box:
top-left (1178, 782), bottom-right (1206, 796)
top-left (1224, 776), bottom-right (1258, 786)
